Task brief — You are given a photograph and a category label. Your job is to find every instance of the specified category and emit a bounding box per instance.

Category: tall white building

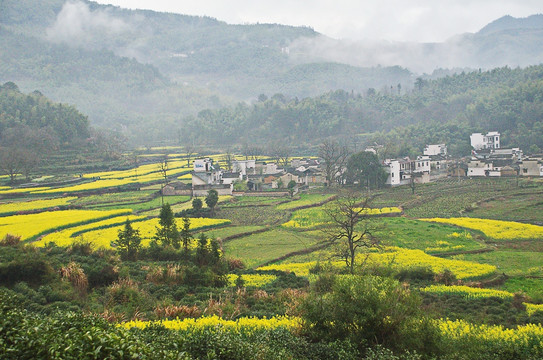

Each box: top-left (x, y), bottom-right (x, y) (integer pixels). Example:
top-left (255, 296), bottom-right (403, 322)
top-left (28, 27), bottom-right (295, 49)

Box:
top-left (423, 144), bottom-right (447, 156)
top-left (470, 132), bottom-right (500, 150)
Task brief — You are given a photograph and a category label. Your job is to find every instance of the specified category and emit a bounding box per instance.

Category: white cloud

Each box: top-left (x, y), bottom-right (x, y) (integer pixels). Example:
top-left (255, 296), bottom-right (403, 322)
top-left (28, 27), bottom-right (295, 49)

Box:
top-left (47, 1), bottom-right (131, 45)
top-left (94, 0), bottom-right (543, 42)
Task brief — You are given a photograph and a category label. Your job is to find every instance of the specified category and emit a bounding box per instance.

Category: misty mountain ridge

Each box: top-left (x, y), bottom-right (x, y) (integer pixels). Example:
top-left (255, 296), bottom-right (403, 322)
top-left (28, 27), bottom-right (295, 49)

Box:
top-left (2, 0), bottom-right (543, 144)
top-left (477, 14), bottom-right (543, 36)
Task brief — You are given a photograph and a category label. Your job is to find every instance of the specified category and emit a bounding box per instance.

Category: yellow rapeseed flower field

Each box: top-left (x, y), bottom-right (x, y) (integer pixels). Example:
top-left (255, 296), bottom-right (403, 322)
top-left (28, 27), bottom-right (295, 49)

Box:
top-left (227, 274), bottom-right (278, 287)
top-left (525, 303), bottom-right (543, 316)
top-left (420, 217), bottom-right (543, 240)
top-left (121, 315), bottom-right (301, 333)
top-left (437, 318), bottom-right (543, 345)
top-left (259, 248), bottom-right (496, 280)
top-left (40, 217), bottom-right (231, 249)
top-left (0, 209), bottom-right (131, 241)
top-left (83, 160), bottom-right (189, 180)
top-left (0, 197), bottom-right (77, 214)
top-left (420, 285), bottom-right (514, 299)
top-left (0, 186), bottom-right (51, 195)
top-left (33, 214), bottom-right (146, 248)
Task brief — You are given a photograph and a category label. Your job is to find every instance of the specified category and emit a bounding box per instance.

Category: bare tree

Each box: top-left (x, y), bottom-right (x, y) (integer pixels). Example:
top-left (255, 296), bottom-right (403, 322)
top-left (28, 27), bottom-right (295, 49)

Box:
top-left (222, 149), bottom-right (235, 172)
top-left (0, 126), bottom-right (58, 182)
top-left (158, 154), bottom-right (169, 206)
top-left (271, 146), bottom-right (291, 168)
top-left (184, 144), bottom-right (196, 167)
top-left (323, 191), bottom-right (381, 274)
top-left (319, 140), bottom-right (349, 186)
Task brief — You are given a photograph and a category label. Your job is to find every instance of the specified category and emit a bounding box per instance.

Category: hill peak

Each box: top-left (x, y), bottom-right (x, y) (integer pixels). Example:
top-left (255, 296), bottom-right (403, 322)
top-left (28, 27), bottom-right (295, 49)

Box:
top-left (478, 14), bottom-right (543, 36)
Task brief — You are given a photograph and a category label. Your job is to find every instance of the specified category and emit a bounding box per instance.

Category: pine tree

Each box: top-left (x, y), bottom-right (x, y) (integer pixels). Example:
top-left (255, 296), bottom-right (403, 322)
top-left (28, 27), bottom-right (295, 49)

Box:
top-left (205, 189), bottom-right (219, 216)
top-left (180, 217), bottom-right (192, 253)
top-left (154, 203), bottom-right (180, 248)
top-left (114, 219), bottom-right (142, 260)
top-left (196, 233), bottom-right (209, 266)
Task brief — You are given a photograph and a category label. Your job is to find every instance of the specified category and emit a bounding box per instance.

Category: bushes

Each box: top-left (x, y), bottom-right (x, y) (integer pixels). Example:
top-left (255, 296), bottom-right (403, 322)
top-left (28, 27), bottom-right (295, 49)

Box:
top-left (300, 274), bottom-right (440, 355)
top-left (0, 289), bottom-right (355, 360)
top-left (0, 252), bottom-right (55, 286)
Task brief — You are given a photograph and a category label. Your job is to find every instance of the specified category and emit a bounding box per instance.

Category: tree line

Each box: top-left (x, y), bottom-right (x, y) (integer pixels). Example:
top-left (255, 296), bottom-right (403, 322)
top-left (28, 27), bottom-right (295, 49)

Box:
top-left (178, 65), bottom-right (543, 156)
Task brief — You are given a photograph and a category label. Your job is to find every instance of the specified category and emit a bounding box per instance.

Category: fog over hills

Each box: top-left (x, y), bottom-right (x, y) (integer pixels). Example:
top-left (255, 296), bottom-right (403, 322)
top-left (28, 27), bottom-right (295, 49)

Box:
top-left (1, 0), bottom-right (543, 144)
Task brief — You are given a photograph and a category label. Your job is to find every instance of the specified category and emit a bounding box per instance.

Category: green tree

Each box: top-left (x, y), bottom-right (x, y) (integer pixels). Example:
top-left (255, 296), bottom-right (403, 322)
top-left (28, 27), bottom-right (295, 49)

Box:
top-left (287, 180), bottom-right (297, 198)
top-left (192, 198), bottom-right (203, 212)
top-left (205, 189), bottom-right (219, 216)
top-left (154, 203), bottom-right (180, 248)
top-left (180, 217), bottom-right (192, 253)
top-left (301, 274), bottom-right (434, 353)
top-left (196, 233), bottom-right (209, 266)
top-left (113, 219), bottom-right (142, 261)
top-left (345, 151), bottom-right (387, 190)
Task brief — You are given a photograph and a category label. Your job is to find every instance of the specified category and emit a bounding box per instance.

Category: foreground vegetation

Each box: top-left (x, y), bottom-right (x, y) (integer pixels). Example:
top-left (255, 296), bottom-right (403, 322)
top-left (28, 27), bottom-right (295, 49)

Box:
top-left (1, 156), bottom-right (542, 358)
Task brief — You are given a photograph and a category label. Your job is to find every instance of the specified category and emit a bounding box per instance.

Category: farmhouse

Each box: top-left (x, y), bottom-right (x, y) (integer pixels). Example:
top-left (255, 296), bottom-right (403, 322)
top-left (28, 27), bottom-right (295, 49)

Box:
top-left (423, 144), bottom-right (447, 156)
top-left (383, 156), bottom-right (431, 186)
top-left (191, 158), bottom-right (232, 196)
top-left (470, 131), bottom-right (500, 150)
top-left (519, 158), bottom-right (543, 177)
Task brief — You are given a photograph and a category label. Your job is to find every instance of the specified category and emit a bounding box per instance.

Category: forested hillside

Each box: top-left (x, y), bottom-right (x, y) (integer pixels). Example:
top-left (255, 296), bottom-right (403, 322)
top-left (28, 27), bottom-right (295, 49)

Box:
top-left (0, 82), bottom-right (89, 144)
top-left (179, 66), bottom-right (543, 156)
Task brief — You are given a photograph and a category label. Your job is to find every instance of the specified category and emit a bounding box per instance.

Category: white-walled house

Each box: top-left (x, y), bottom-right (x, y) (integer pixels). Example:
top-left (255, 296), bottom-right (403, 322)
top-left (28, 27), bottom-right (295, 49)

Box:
top-left (383, 160), bottom-right (401, 186)
top-left (470, 132), bottom-right (500, 150)
top-left (232, 159), bottom-right (256, 176)
top-left (423, 144), bottom-right (447, 156)
top-left (383, 156), bottom-right (431, 186)
top-left (519, 159), bottom-right (543, 177)
top-left (467, 160), bottom-right (503, 177)
top-left (192, 158), bottom-right (232, 195)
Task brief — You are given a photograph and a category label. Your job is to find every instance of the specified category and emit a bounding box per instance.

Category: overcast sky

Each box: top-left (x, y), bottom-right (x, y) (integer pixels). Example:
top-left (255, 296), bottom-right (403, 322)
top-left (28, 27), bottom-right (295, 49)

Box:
top-left (94, 0), bottom-right (543, 42)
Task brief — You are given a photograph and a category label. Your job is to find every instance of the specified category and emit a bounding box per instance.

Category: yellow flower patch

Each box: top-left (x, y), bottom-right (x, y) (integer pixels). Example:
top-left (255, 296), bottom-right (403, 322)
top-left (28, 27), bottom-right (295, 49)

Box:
top-left (39, 217), bottom-right (231, 249)
top-left (420, 217), bottom-right (543, 240)
top-left (0, 209), bottom-right (131, 241)
top-left (121, 315), bottom-right (301, 332)
top-left (227, 274), bottom-right (278, 287)
top-left (420, 285), bottom-right (514, 299)
top-left (259, 248), bottom-right (496, 280)
top-left (33, 214), bottom-right (146, 248)
top-left (0, 197), bottom-right (76, 214)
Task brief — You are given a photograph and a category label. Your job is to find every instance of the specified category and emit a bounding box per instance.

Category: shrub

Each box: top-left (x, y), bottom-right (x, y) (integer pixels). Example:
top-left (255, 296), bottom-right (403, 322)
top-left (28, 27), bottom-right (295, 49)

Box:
top-left (0, 253), bottom-right (55, 286)
top-left (0, 233), bottom-right (21, 246)
top-left (300, 275), bottom-right (438, 354)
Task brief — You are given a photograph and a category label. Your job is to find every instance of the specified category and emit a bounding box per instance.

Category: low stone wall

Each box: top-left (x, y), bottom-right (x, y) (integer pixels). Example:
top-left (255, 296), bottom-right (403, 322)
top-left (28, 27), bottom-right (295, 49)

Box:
top-left (232, 191), bottom-right (289, 197)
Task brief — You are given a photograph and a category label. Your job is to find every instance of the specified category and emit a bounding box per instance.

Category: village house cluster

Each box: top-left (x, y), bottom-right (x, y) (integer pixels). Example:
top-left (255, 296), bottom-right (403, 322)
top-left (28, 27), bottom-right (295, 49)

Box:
top-left (163, 157), bottom-right (325, 196)
top-left (164, 132), bottom-right (543, 196)
top-left (381, 132), bottom-right (543, 186)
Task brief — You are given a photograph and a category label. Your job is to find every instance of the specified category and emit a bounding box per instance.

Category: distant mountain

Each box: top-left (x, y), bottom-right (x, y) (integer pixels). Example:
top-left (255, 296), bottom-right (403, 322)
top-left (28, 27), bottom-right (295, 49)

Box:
top-left (2, 0), bottom-right (543, 145)
top-left (478, 14), bottom-right (543, 36)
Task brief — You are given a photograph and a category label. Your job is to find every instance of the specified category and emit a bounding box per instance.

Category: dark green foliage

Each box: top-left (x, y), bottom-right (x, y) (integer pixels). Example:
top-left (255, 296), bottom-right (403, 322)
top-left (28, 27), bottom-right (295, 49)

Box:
top-left (0, 82), bottom-right (89, 145)
top-left (113, 218), bottom-right (142, 260)
top-left (301, 274), bottom-right (439, 354)
top-left (0, 251), bottom-right (55, 286)
top-left (205, 189), bottom-right (219, 215)
top-left (154, 203), bottom-right (180, 248)
top-left (345, 151), bottom-right (388, 189)
top-left (192, 198), bottom-right (203, 211)
top-left (196, 233), bottom-right (209, 266)
top-left (180, 217), bottom-right (193, 253)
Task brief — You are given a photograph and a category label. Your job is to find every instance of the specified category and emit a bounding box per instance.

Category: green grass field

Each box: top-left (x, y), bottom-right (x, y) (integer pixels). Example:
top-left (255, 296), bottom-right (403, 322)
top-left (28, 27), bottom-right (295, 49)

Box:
top-left (199, 225), bottom-right (267, 240)
top-left (89, 195), bottom-right (190, 212)
top-left (222, 228), bottom-right (323, 268)
top-left (275, 193), bottom-right (335, 210)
